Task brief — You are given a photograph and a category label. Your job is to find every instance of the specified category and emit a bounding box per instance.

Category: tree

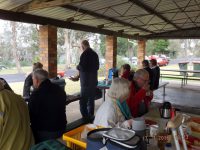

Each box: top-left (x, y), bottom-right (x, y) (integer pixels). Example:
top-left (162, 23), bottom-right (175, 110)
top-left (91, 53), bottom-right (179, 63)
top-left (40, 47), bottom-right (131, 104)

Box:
top-left (146, 39), bottom-right (169, 55)
top-left (154, 39), bottom-right (169, 53)
top-left (10, 22), bottom-right (23, 73)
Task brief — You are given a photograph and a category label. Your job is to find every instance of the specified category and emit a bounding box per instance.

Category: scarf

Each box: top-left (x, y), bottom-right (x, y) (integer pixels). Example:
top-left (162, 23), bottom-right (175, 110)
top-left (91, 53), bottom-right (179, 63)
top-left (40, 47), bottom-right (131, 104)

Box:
top-left (116, 99), bottom-right (132, 120)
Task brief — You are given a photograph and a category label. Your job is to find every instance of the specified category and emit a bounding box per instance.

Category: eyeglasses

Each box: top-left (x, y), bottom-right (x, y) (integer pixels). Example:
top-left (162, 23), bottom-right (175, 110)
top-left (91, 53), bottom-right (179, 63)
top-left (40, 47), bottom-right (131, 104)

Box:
top-left (139, 77), bottom-right (149, 82)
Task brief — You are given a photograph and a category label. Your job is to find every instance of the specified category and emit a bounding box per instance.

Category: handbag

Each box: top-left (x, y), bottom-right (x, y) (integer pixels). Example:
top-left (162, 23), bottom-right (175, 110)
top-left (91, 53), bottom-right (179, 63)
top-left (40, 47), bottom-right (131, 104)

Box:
top-left (87, 127), bottom-right (146, 150)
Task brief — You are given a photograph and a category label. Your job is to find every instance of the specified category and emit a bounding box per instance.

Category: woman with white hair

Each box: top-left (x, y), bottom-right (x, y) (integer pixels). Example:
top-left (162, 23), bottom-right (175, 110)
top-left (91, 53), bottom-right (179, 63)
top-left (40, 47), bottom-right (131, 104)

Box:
top-left (94, 78), bottom-right (133, 128)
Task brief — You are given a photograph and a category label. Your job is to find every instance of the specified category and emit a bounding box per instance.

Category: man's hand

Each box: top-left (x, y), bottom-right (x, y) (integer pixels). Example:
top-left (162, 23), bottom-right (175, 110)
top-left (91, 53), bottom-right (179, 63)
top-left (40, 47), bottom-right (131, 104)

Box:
top-left (68, 75), bottom-right (79, 82)
top-left (142, 83), bottom-right (150, 91)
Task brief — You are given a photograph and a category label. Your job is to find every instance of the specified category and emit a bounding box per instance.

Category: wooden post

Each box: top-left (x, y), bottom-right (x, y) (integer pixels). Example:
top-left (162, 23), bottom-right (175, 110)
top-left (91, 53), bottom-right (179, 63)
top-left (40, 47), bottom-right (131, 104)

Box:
top-left (39, 25), bottom-right (57, 78)
top-left (137, 39), bottom-right (146, 68)
top-left (105, 35), bottom-right (117, 77)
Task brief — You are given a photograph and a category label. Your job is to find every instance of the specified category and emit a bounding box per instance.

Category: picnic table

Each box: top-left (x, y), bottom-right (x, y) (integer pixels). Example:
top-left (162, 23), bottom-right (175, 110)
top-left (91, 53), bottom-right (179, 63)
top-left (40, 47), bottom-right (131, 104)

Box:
top-left (97, 81), bottom-right (111, 102)
top-left (161, 69), bottom-right (200, 87)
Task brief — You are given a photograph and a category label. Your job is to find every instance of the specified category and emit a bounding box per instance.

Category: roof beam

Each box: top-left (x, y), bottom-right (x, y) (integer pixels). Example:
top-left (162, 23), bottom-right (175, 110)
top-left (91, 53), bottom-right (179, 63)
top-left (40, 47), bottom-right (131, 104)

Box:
top-left (0, 9), bottom-right (137, 39)
top-left (129, 0), bottom-right (181, 30)
top-left (11, 0), bottom-right (90, 12)
top-left (142, 27), bottom-right (200, 39)
top-left (63, 5), bottom-right (154, 34)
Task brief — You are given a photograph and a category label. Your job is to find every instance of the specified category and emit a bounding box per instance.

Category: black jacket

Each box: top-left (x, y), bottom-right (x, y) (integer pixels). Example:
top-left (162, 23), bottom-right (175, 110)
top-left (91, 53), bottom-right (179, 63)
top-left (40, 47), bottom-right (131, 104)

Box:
top-left (28, 79), bottom-right (67, 132)
top-left (77, 48), bottom-right (99, 88)
top-left (144, 67), bottom-right (153, 90)
top-left (23, 73), bottom-right (33, 98)
top-left (151, 66), bottom-right (160, 90)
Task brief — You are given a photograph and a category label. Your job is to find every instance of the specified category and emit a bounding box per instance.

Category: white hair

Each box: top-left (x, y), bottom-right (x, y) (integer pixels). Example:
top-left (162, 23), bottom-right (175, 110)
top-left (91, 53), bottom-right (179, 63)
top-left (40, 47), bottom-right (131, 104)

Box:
top-left (32, 69), bottom-right (49, 82)
top-left (134, 69), bottom-right (149, 79)
top-left (107, 78), bottom-right (130, 100)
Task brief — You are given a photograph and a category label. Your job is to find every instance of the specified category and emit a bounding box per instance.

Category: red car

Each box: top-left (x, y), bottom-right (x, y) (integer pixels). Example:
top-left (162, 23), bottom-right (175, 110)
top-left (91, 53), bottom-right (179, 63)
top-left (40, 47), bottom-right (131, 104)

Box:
top-left (149, 55), bottom-right (169, 66)
top-left (157, 57), bottom-right (169, 66)
top-left (57, 71), bottom-right (65, 77)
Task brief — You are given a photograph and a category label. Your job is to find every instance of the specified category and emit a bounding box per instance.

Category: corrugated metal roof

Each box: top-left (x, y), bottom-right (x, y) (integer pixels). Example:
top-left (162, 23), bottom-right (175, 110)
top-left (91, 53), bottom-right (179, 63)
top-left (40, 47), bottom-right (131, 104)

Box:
top-left (27, 7), bottom-right (83, 21)
top-left (0, 0), bottom-right (199, 38)
top-left (0, 0), bottom-right (31, 10)
top-left (72, 0), bottom-right (128, 11)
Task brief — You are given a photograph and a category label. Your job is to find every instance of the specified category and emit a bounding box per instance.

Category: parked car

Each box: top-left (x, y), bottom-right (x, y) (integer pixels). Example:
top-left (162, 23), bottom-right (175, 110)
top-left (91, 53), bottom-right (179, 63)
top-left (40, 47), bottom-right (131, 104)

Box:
top-left (149, 55), bottom-right (169, 66)
top-left (131, 57), bottom-right (138, 66)
top-left (0, 65), bottom-right (7, 70)
top-left (157, 57), bottom-right (169, 66)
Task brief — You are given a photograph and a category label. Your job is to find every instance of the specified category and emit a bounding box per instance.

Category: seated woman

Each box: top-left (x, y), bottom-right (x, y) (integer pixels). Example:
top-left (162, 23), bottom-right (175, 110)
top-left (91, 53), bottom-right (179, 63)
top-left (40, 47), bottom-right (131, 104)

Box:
top-left (94, 78), bottom-right (132, 128)
top-left (120, 64), bottom-right (131, 80)
top-left (127, 69), bottom-right (153, 118)
top-left (0, 80), bottom-right (34, 149)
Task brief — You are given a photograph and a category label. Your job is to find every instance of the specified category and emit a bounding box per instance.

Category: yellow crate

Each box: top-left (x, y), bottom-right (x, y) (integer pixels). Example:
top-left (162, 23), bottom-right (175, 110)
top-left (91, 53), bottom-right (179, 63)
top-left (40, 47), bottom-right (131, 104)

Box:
top-left (63, 125), bottom-right (96, 150)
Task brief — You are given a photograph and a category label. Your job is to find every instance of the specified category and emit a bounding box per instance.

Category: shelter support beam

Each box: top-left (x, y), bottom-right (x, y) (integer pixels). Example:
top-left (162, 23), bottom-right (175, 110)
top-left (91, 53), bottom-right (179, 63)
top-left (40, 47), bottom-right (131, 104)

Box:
top-left (39, 25), bottom-right (57, 78)
top-left (105, 36), bottom-right (117, 77)
top-left (137, 39), bottom-right (146, 68)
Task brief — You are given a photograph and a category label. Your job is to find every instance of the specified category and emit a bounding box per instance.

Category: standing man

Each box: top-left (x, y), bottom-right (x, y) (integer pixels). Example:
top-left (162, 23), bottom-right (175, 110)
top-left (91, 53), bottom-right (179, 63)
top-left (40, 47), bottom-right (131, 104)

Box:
top-left (150, 59), bottom-right (160, 90)
top-left (70, 40), bottom-right (99, 119)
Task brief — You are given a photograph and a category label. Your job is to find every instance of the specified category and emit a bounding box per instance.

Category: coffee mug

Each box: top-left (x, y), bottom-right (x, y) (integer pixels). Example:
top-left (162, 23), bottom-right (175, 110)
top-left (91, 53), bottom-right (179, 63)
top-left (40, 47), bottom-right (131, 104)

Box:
top-left (132, 117), bottom-right (146, 131)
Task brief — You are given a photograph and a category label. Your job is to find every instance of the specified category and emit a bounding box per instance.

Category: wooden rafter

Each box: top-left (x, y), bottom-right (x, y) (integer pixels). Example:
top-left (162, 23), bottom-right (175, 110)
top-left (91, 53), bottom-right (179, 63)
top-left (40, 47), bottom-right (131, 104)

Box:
top-left (63, 5), bottom-right (154, 33)
top-left (0, 9), bottom-right (138, 39)
top-left (129, 0), bottom-right (181, 30)
top-left (11, 0), bottom-right (90, 12)
top-left (142, 27), bottom-right (200, 39)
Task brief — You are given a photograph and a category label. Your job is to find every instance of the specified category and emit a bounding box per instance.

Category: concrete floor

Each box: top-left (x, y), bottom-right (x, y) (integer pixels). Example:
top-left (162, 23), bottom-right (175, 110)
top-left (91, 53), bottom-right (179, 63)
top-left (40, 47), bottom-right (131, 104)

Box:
top-left (66, 81), bottom-right (200, 123)
top-left (153, 80), bottom-right (200, 114)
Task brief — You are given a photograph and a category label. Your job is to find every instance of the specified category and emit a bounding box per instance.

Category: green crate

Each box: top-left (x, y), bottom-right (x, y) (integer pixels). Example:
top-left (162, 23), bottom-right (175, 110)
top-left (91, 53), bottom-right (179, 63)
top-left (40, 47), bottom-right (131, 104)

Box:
top-left (30, 139), bottom-right (71, 150)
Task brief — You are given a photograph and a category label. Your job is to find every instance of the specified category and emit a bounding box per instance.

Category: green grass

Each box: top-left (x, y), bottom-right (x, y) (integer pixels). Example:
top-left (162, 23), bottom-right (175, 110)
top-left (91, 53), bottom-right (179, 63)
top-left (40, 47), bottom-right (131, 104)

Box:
top-left (0, 64), bottom-right (68, 75)
top-left (9, 77), bottom-right (104, 96)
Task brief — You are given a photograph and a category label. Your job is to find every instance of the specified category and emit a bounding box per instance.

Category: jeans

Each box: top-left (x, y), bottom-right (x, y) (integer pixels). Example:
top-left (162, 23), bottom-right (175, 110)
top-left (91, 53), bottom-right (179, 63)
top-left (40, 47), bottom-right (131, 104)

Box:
top-left (80, 87), bottom-right (96, 118)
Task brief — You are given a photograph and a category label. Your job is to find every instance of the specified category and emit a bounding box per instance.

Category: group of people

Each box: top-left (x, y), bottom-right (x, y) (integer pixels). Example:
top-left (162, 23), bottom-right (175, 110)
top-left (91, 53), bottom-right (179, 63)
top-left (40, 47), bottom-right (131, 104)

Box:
top-left (0, 67), bottom-right (67, 149)
top-left (0, 39), bottom-right (161, 149)
top-left (0, 40), bottom-right (99, 149)
top-left (94, 59), bottom-right (160, 128)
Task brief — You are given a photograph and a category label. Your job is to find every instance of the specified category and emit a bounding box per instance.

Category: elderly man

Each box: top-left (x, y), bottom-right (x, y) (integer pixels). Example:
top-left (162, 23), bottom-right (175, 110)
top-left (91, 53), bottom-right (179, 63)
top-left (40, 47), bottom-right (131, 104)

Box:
top-left (23, 62), bottom-right (43, 101)
top-left (28, 69), bottom-right (67, 143)
top-left (70, 40), bottom-right (99, 119)
top-left (127, 69), bottom-right (153, 117)
top-left (0, 80), bottom-right (34, 149)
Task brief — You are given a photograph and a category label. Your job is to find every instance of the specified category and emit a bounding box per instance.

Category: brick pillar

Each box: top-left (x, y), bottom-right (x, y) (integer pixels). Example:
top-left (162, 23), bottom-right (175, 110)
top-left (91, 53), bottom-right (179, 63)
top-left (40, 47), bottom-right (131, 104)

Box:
top-left (39, 25), bottom-right (57, 78)
top-left (137, 39), bottom-right (146, 68)
top-left (105, 36), bottom-right (117, 77)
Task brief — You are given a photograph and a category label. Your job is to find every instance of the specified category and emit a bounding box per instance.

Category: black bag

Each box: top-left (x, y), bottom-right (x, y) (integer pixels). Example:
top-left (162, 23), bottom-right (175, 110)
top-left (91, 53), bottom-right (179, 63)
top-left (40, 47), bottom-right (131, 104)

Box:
top-left (87, 128), bottom-right (110, 150)
top-left (87, 128), bottom-right (146, 150)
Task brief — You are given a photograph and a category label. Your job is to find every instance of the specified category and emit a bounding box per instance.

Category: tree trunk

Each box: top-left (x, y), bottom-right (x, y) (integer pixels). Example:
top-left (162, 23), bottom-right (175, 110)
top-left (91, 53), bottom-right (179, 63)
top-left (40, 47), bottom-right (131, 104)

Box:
top-left (64, 29), bottom-right (71, 70)
top-left (11, 22), bottom-right (23, 73)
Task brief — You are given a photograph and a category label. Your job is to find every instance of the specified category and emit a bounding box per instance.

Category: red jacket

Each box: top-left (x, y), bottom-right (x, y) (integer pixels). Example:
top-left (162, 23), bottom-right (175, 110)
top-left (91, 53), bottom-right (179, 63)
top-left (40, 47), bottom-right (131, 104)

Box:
top-left (121, 70), bottom-right (130, 80)
top-left (126, 81), bottom-right (153, 117)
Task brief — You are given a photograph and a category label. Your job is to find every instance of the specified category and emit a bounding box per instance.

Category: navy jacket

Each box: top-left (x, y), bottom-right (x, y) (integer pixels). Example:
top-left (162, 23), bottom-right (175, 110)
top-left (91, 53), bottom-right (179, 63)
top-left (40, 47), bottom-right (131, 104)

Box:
top-left (151, 66), bottom-right (160, 90)
top-left (28, 79), bottom-right (67, 132)
top-left (77, 48), bottom-right (99, 88)
top-left (144, 67), bottom-right (153, 90)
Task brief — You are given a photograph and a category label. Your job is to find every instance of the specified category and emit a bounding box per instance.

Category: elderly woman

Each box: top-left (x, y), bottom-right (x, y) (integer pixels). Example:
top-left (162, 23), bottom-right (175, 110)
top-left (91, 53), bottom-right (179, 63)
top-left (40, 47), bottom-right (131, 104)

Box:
top-left (0, 80), bottom-right (34, 149)
top-left (94, 78), bottom-right (132, 128)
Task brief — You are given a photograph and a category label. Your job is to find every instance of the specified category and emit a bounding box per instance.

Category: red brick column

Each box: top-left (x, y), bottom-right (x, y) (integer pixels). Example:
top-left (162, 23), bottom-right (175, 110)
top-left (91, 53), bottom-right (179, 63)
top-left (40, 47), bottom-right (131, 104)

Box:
top-left (39, 25), bottom-right (57, 78)
top-left (105, 36), bottom-right (117, 77)
top-left (137, 39), bottom-right (146, 68)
